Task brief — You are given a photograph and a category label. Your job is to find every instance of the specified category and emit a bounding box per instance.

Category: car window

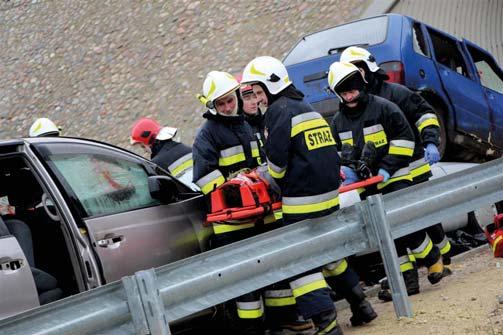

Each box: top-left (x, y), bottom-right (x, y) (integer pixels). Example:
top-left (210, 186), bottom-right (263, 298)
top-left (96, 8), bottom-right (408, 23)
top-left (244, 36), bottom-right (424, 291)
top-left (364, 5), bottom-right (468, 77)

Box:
top-left (283, 16), bottom-right (388, 66)
top-left (427, 28), bottom-right (470, 78)
top-left (466, 45), bottom-right (503, 94)
top-left (412, 22), bottom-right (429, 58)
top-left (35, 143), bottom-right (161, 218)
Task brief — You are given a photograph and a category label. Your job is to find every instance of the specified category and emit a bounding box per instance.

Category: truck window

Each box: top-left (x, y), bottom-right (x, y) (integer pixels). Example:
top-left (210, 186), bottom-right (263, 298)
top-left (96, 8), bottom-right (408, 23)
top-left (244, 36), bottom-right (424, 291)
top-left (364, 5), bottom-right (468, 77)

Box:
top-left (427, 29), bottom-right (470, 78)
top-left (466, 45), bottom-right (503, 94)
top-left (283, 16), bottom-right (388, 66)
top-left (412, 22), bottom-right (429, 58)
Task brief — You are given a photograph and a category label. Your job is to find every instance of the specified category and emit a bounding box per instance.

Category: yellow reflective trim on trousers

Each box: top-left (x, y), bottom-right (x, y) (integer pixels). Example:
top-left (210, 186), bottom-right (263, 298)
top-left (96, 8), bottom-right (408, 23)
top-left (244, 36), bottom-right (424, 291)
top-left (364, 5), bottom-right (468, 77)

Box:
top-left (400, 261), bottom-right (414, 272)
top-left (492, 236), bottom-right (503, 253)
top-left (268, 164), bottom-right (286, 179)
top-left (200, 175), bottom-right (225, 194)
top-left (274, 210), bottom-right (283, 220)
top-left (318, 319), bottom-right (338, 335)
top-left (411, 163), bottom-right (431, 179)
top-left (237, 308), bottom-right (264, 319)
top-left (377, 173), bottom-right (412, 190)
top-left (218, 153), bottom-right (246, 166)
top-left (212, 222), bottom-right (254, 234)
top-left (264, 296), bottom-right (296, 307)
top-left (291, 118), bottom-right (328, 137)
top-left (282, 196), bottom-right (339, 215)
top-left (439, 241), bottom-right (451, 255)
top-left (412, 239), bottom-right (433, 259)
top-left (170, 159), bottom-right (193, 177)
top-left (417, 118), bottom-right (440, 133)
top-left (322, 259), bottom-right (348, 278)
top-left (292, 279), bottom-right (328, 298)
top-left (389, 146), bottom-right (414, 156)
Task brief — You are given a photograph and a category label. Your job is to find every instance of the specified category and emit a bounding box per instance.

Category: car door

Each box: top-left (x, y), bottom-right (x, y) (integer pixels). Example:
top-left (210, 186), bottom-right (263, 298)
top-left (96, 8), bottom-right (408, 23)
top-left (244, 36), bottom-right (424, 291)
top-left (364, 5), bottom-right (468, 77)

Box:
top-left (0, 218), bottom-right (39, 319)
top-left (462, 39), bottom-right (503, 150)
top-left (425, 27), bottom-right (491, 141)
top-left (34, 142), bottom-right (209, 283)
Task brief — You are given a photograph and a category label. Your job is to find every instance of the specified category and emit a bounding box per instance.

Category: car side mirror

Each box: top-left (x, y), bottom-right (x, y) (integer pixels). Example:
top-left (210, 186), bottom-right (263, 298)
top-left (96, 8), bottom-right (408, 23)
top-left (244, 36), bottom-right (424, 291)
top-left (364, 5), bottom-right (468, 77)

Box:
top-left (148, 176), bottom-right (177, 204)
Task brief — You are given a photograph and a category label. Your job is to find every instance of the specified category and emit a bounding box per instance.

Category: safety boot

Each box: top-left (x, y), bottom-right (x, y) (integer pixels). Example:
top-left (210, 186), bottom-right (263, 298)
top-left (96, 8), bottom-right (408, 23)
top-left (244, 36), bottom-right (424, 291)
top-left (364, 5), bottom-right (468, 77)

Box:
top-left (427, 258), bottom-right (444, 285)
top-left (312, 310), bottom-right (343, 335)
top-left (269, 319), bottom-right (317, 335)
top-left (378, 267), bottom-right (420, 302)
top-left (344, 285), bottom-right (377, 326)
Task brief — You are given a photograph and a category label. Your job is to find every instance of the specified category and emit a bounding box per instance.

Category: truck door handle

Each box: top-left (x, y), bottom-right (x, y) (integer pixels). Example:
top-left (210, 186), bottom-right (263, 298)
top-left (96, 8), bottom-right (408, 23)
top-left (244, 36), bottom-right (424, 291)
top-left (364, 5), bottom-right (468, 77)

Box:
top-left (0, 257), bottom-right (24, 273)
top-left (96, 234), bottom-right (125, 248)
top-left (419, 69), bottom-right (425, 78)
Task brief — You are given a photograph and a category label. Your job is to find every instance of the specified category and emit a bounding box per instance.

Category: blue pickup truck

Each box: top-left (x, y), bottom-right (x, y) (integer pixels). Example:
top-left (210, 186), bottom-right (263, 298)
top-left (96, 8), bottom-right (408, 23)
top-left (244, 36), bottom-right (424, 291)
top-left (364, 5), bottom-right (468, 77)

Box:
top-left (284, 14), bottom-right (503, 160)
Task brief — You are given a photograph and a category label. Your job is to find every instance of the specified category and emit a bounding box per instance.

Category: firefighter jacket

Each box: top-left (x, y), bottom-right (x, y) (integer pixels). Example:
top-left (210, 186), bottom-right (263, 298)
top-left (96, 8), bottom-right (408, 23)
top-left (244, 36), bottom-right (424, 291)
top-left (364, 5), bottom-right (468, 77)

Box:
top-left (264, 93), bottom-right (341, 224)
top-left (368, 77), bottom-right (440, 182)
top-left (244, 111), bottom-right (266, 151)
top-left (151, 140), bottom-right (193, 178)
top-left (192, 111), bottom-right (263, 195)
top-left (331, 93), bottom-right (415, 190)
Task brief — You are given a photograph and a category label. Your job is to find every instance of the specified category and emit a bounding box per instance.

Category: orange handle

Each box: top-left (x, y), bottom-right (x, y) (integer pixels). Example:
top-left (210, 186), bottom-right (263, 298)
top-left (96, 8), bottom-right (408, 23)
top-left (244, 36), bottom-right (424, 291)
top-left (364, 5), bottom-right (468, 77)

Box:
top-left (339, 175), bottom-right (384, 193)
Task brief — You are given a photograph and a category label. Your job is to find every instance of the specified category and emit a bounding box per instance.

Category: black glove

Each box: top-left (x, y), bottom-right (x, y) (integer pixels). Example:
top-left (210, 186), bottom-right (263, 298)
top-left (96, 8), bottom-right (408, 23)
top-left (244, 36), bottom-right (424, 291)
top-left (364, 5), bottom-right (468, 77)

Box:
top-left (340, 143), bottom-right (359, 168)
top-left (361, 141), bottom-right (377, 167)
top-left (356, 160), bottom-right (373, 180)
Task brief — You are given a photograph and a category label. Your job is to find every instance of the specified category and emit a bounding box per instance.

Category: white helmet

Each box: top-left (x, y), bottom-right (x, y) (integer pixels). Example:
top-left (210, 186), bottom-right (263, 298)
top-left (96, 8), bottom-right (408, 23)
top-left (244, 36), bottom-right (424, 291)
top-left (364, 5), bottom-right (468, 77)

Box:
top-left (156, 126), bottom-right (178, 141)
top-left (340, 46), bottom-right (380, 73)
top-left (328, 62), bottom-right (366, 102)
top-left (198, 71), bottom-right (240, 115)
top-left (241, 56), bottom-right (292, 95)
top-left (29, 118), bottom-right (60, 137)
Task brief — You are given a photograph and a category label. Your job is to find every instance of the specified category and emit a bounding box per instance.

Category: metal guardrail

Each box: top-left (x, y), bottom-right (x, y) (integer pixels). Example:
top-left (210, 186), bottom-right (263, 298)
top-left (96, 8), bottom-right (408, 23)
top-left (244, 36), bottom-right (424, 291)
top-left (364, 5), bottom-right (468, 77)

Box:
top-left (1, 158), bottom-right (502, 335)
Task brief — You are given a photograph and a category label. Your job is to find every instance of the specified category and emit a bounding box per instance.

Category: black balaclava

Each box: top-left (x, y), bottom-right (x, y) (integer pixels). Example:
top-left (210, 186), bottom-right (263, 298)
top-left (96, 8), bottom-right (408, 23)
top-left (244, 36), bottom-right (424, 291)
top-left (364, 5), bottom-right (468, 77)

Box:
top-left (352, 61), bottom-right (389, 94)
top-left (335, 71), bottom-right (369, 116)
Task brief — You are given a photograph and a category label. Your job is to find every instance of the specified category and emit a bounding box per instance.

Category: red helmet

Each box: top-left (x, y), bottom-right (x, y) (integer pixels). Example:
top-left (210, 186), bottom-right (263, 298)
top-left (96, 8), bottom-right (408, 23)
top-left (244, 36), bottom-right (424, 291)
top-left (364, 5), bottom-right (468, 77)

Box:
top-left (130, 118), bottom-right (161, 146)
top-left (235, 74), bottom-right (254, 97)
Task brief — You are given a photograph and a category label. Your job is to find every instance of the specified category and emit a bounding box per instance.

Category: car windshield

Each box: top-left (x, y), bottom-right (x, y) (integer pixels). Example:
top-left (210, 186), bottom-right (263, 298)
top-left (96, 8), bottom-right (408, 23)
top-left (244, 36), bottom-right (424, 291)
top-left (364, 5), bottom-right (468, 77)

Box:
top-left (283, 16), bottom-right (389, 66)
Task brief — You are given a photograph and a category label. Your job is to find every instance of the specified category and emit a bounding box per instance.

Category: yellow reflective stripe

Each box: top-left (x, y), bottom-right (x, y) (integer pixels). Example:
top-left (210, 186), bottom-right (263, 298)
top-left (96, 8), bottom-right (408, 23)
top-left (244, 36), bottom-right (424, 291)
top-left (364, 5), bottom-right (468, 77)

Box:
top-left (291, 279), bottom-right (328, 298)
top-left (218, 153), bottom-right (245, 166)
top-left (282, 195), bottom-right (339, 214)
top-left (264, 296), bottom-right (296, 307)
top-left (341, 138), bottom-right (353, 145)
top-left (400, 261), bottom-right (414, 272)
top-left (274, 210), bottom-right (283, 220)
top-left (411, 162), bottom-right (431, 178)
top-left (408, 254), bottom-right (416, 263)
top-left (417, 118), bottom-right (440, 133)
top-left (268, 163), bottom-right (286, 179)
top-left (377, 169), bottom-right (412, 190)
top-left (492, 236), bottom-right (503, 253)
top-left (212, 222), bottom-right (255, 234)
top-left (237, 309), bottom-right (263, 319)
top-left (196, 170), bottom-right (225, 194)
top-left (170, 159), bottom-right (193, 177)
top-left (439, 241), bottom-right (451, 255)
top-left (322, 259), bottom-right (348, 278)
top-left (389, 146), bottom-right (414, 156)
top-left (291, 118), bottom-right (328, 137)
top-left (412, 239), bottom-right (433, 259)
top-left (252, 148), bottom-right (260, 157)
top-left (318, 319), bottom-right (338, 335)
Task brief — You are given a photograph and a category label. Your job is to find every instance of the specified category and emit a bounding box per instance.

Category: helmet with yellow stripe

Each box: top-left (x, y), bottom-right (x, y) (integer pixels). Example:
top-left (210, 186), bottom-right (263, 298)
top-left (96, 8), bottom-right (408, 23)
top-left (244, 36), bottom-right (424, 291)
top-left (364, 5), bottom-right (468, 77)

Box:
top-left (328, 61), bottom-right (367, 102)
top-left (29, 118), bottom-right (60, 137)
top-left (340, 46), bottom-right (380, 73)
top-left (198, 71), bottom-right (240, 115)
top-left (241, 56), bottom-right (292, 95)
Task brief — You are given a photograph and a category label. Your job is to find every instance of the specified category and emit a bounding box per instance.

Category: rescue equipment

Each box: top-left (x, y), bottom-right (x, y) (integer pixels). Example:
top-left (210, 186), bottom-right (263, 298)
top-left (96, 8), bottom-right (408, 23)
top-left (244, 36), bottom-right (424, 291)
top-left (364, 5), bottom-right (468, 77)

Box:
top-left (485, 213), bottom-right (503, 257)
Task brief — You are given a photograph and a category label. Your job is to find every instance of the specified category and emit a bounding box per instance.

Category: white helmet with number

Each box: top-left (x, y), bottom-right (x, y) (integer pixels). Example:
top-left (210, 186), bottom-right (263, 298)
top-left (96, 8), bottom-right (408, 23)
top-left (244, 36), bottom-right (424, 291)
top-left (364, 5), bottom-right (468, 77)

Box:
top-left (198, 71), bottom-right (240, 115)
top-left (340, 46), bottom-right (380, 73)
top-left (241, 56), bottom-right (292, 95)
top-left (328, 61), bottom-right (366, 102)
top-left (29, 118), bottom-right (60, 137)
top-left (156, 126), bottom-right (178, 141)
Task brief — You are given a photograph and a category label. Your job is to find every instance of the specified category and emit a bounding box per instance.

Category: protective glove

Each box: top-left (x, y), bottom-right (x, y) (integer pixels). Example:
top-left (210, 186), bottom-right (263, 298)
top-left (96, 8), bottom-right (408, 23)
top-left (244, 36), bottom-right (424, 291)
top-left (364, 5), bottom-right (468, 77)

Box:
top-left (424, 143), bottom-right (440, 165)
top-left (378, 168), bottom-right (390, 183)
top-left (356, 161), bottom-right (373, 180)
top-left (341, 165), bottom-right (361, 186)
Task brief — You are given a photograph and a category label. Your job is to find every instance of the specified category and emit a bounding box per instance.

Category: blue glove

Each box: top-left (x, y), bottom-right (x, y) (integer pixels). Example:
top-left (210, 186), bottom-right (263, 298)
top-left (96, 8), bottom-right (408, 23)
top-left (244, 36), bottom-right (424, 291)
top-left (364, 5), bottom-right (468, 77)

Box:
top-left (378, 168), bottom-right (390, 183)
top-left (341, 165), bottom-right (361, 186)
top-left (424, 143), bottom-right (440, 165)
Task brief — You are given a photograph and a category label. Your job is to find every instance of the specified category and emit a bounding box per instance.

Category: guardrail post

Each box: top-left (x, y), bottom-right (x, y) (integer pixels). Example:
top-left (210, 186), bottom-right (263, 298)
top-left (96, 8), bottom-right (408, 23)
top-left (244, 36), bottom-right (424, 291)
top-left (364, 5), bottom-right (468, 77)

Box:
top-left (364, 194), bottom-right (413, 318)
top-left (122, 269), bottom-right (170, 335)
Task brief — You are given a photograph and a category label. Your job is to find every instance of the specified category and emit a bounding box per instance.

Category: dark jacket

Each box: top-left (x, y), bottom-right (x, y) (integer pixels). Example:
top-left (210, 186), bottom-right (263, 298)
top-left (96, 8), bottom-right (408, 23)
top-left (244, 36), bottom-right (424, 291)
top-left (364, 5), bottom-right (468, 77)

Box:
top-left (331, 94), bottom-right (415, 190)
top-left (192, 111), bottom-right (263, 194)
top-left (368, 77), bottom-right (440, 181)
top-left (264, 91), bottom-right (341, 224)
top-left (151, 140), bottom-right (193, 178)
top-left (244, 111), bottom-right (266, 152)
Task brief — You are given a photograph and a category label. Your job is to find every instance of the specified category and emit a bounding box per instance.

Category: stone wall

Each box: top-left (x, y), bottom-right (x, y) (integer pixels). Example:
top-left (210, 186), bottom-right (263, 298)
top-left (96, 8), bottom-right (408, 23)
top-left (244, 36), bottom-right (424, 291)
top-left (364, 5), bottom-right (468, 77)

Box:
top-left (0, 0), bottom-right (368, 147)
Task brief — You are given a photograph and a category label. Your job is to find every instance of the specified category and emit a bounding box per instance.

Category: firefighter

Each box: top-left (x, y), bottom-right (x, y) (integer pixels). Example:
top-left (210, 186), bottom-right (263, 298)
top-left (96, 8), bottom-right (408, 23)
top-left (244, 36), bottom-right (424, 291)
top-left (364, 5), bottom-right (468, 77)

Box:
top-left (341, 46), bottom-right (451, 277)
top-left (242, 56), bottom-right (375, 334)
top-left (328, 61), bottom-right (443, 302)
top-left (193, 70), bottom-right (266, 334)
top-left (29, 118), bottom-right (61, 137)
top-left (240, 82), bottom-right (266, 146)
top-left (130, 118), bottom-right (196, 189)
